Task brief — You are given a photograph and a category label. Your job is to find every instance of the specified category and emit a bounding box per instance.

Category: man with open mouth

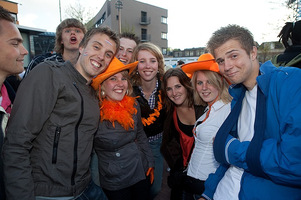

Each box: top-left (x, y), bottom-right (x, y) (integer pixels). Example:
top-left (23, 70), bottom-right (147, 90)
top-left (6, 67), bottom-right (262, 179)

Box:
top-left (23, 18), bottom-right (86, 78)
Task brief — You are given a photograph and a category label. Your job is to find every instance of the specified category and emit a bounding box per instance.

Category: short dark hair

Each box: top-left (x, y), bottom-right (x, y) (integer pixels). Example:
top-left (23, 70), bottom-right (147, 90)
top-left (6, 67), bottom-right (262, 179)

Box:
top-left (207, 24), bottom-right (255, 57)
top-left (0, 6), bottom-right (14, 34)
top-left (54, 18), bottom-right (87, 54)
top-left (119, 32), bottom-right (140, 45)
top-left (177, 60), bottom-right (185, 65)
top-left (0, 6), bottom-right (14, 22)
top-left (79, 26), bottom-right (120, 54)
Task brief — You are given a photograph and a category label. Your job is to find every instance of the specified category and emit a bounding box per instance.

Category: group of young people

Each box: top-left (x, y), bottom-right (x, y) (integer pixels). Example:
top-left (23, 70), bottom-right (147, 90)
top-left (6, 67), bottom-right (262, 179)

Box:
top-left (1, 4), bottom-right (301, 200)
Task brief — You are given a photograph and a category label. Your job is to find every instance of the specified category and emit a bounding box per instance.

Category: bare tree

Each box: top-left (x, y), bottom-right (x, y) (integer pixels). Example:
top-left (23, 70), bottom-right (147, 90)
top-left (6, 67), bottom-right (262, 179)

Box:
top-left (286, 0), bottom-right (300, 21)
top-left (64, 2), bottom-right (95, 24)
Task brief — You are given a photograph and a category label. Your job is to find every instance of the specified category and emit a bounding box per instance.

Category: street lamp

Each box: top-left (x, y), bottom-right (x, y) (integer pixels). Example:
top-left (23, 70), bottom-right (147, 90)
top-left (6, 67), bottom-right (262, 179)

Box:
top-left (115, 0), bottom-right (123, 34)
top-left (59, 0), bottom-right (62, 22)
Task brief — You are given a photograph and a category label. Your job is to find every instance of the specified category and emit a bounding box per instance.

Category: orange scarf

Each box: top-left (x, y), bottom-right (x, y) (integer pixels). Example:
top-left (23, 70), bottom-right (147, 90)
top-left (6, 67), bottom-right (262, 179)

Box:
top-left (141, 93), bottom-right (163, 126)
top-left (100, 96), bottom-right (137, 130)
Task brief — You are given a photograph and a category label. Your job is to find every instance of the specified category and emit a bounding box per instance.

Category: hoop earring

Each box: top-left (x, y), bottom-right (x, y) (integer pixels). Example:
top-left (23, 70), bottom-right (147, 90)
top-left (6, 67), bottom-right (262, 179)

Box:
top-left (100, 91), bottom-right (106, 98)
top-left (126, 90), bottom-right (129, 95)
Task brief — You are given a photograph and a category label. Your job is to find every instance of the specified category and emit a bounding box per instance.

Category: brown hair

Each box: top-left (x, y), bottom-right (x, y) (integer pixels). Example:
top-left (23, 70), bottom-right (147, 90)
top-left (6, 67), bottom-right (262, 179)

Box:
top-left (207, 24), bottom-right (255, 57)
top-left (0, 6), bottom-right (14, 34)
top-left (79, 26), bottom-right (120, 52)
top-left (162, 68), bottom-right (194, 113)
top-left (99, 70), bottom-right (133, 104)
top-left (54, 18), bottom-right (86, 54)
top-left (119, 32), bottom-right (140, 45)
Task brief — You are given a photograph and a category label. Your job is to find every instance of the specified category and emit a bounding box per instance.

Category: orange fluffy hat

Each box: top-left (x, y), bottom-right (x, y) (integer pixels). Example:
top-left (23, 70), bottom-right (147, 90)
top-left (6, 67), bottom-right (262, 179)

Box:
top-left (181, 53), bottom-right (219, 78)
top-left (91, 57), bottom-right (138, 90)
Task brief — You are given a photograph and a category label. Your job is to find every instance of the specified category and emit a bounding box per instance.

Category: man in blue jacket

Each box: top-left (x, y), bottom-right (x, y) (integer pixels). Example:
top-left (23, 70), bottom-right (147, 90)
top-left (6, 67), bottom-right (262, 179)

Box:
top-left (200, 24), bottom-right (301, 200)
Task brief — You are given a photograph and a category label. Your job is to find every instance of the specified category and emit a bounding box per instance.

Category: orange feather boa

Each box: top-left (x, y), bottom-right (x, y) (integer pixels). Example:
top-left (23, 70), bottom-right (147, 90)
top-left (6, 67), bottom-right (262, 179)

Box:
top-left (100, 96), bottom-right (137, 130)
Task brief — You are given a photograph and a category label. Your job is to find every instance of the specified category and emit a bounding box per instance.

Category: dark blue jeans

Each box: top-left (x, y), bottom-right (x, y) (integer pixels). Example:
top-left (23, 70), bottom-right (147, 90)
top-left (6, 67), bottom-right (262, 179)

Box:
top-left (76, 181), bottom-right (108, 200)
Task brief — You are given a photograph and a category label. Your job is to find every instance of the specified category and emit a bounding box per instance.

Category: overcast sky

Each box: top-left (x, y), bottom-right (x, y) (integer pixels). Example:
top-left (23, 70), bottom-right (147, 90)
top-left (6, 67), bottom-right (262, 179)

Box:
top-left (15, 0), bottom-right (290, 49)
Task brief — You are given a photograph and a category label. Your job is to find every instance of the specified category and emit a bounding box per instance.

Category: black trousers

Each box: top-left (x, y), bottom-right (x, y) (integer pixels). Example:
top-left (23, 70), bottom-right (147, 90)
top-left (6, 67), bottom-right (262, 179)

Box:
top-left (103, 178), bottom-right (150, 200)
top-left (183, 175), bottom-right (205, 197)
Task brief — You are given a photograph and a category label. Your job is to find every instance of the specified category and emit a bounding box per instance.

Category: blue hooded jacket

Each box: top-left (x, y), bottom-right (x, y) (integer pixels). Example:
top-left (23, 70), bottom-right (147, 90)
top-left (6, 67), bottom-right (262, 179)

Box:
top-left (202, 61), bottom-right (301, 199)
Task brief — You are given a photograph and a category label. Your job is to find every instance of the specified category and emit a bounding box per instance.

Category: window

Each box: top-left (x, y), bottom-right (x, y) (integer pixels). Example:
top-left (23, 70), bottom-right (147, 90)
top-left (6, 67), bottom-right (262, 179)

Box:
top-left (95, 12), bottom-right (106, 27)
top-left (10, 13), bottom-right (17, 23)
top-left (141, 29), bottom-right (147, 41)
top-left (162, 48), bottom-right (167, 55)
top-left (141, 11), bottom-right (147, 23)
top-left (161, 32), bottom-right (167, 40)
top-left (161, 16), bottom-right (167, 24)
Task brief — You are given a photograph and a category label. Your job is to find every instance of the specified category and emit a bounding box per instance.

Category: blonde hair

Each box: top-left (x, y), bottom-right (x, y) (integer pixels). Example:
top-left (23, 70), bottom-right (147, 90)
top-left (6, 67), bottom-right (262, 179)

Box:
top-left (129, 42), bottom-right (165, 86)
top-left (98, 70), bottom-right (133, 105)
top-left (191, 70), bottom-right (232, 106)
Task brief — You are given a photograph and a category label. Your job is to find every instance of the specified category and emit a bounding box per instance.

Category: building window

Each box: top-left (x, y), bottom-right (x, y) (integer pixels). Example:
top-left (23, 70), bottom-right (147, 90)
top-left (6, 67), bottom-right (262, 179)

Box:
top-left (190, 51), bottom-right (194, 56)
top-left (161, 32), bottom-right (167, 40)
top-left (162, 48), bottom-right (167, 55)
top-left (141, 11), bottom-right (147, 23)
top-left (95, 12), bottom-right (106, 27)
top-left (161, 16), bottom-right (167, 24)
top-left (185, 51), bottom-right (189, 56)
top-left (10, 13), bottom-right (17, 23)
top-left (141, 28), bottom-right (147, 41)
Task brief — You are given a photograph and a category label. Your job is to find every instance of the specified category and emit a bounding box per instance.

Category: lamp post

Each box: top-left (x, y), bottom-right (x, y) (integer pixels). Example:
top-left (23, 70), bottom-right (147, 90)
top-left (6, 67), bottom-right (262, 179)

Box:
top-left (59, 0), bottom-right (62, 22)
top-left (115, 0), bottom-right (123, 34)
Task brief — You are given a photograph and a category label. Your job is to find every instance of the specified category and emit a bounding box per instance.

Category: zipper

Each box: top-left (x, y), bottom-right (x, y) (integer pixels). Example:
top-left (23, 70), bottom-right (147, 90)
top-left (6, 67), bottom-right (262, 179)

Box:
top-left (71, 82), bottom-right (84, 186)
top-left (52, 126), bottom-right (61, 164)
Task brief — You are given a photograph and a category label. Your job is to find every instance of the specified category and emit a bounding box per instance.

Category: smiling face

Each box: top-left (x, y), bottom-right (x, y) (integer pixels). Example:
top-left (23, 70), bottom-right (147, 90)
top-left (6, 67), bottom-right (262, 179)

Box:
top-left (61, 27), bottom-right (85, 52)
top-left (102, 71), bottom-right (128, 101)
top-left (195, 71), bottom-right (219, 104)
top-left (137, 50), bottom-right (158, 83)
top-left (76, 33), bottom-right (117, 81)
top-left (166, 76), bottom-right (188, 107)
top-left (0, 20), bottom-right (28, 78)
top-left (214, 39), bottom-right (259, 90)
top-left (116, 38), bottom-right (137, 64)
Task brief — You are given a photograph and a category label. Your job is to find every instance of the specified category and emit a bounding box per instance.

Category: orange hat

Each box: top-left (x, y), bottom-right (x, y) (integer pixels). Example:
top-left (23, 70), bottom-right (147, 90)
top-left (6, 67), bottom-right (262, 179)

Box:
top-left (181, 53), bottom-right (219, 78)
top-left (91, 57), bottom-right (138, 90)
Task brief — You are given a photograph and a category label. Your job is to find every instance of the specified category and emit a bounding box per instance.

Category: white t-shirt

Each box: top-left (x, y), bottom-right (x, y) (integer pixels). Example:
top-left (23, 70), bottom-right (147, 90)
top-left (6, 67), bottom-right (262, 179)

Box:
top-left (214, 85), bottom-right (257, 200)
top-left (187, 100), bottom-right (231, 181)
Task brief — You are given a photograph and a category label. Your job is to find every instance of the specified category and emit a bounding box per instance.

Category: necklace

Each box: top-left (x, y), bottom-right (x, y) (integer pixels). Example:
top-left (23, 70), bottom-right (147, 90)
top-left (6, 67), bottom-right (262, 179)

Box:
top-left (141, 93), bottom-right (163, 126)
top-left (100, 96), bottom-right (137, 130)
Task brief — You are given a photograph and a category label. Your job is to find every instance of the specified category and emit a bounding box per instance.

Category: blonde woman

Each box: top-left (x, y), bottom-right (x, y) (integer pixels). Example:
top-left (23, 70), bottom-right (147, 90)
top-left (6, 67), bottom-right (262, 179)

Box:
top-left (91, 57), bottom-right (154, 200)
top-left (130, 42), bottom-right (165, 199)
top-left (181, 53), bottom-right (232, 199)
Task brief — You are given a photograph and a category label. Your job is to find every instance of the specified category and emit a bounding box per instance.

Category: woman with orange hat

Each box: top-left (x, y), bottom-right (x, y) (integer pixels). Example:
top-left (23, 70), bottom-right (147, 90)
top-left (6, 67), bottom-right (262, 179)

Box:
top-left (181, 53), bottom-right (232, 199)
top-left (91, 57), bottom-right (155, 200)
top-left (161, 67), bottom-right (205, 200)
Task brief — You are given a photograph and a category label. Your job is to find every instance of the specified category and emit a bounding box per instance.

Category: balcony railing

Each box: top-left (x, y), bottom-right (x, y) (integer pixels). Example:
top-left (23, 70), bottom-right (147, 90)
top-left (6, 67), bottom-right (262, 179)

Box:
top-left (141, 34), bottom-right (151, 42)
top-left (140, 17), bottom-right (151, 25)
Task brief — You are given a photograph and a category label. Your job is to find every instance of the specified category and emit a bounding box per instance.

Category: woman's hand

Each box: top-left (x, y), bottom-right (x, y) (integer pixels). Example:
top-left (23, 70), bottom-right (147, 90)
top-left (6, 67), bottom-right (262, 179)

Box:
top-left (146, 167), bottom-right (154, 184)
